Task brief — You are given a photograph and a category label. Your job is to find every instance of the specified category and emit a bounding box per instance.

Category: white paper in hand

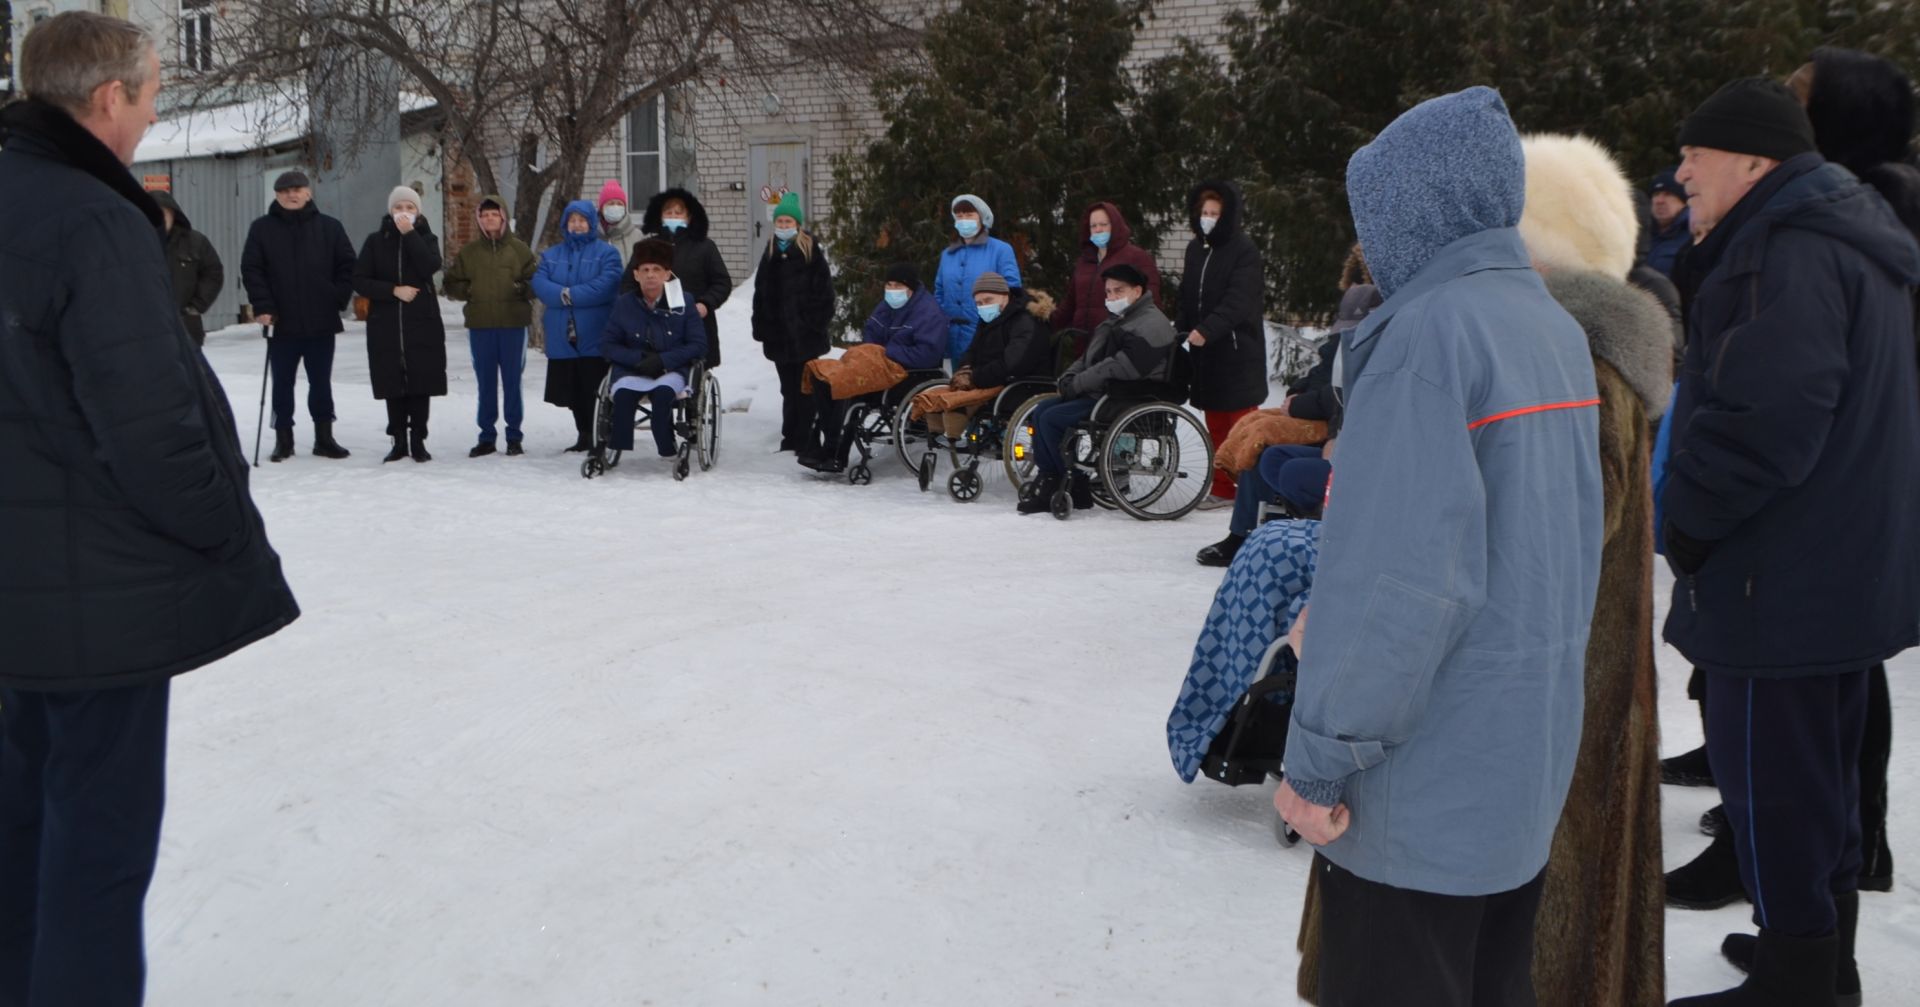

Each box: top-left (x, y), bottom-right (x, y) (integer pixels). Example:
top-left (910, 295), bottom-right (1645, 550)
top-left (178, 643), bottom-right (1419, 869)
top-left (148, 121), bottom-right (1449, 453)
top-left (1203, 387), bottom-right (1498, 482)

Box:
top-left (665, 279), bottom-right (686, 311)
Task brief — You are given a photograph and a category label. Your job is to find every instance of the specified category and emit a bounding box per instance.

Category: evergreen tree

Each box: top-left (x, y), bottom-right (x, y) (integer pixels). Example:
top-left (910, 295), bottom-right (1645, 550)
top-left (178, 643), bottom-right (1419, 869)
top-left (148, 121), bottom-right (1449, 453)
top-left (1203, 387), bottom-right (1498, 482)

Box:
top-left (823, 0), bottom-right (1164, 335)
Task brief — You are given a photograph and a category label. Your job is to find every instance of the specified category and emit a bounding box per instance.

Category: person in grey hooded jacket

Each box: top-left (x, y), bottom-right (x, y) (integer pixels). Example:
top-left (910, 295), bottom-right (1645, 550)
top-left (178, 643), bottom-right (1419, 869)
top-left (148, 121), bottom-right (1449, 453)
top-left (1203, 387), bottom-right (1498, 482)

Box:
top-left (1273, 87), bottom-right (1604, 1004)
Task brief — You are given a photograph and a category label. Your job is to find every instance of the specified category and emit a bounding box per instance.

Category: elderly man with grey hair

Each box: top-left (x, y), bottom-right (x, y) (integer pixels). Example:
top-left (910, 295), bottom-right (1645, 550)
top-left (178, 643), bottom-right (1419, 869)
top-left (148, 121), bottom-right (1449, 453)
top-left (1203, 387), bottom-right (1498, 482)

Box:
top-left (0, 12), bottom-right (299, 1005)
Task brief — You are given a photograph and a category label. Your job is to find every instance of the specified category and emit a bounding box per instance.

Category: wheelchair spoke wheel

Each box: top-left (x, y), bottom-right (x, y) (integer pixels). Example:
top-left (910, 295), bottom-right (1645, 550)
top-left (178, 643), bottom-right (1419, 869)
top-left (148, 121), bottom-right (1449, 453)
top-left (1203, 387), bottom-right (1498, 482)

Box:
top-left (891, 377), bottom-right (952, 477)
top-left (917, 452), bottom-right (936, 492)
top-left (1099, 403), bottom-right (1213, 520)
top-left (848, 462), bottom-right (872, 485)
top-left (1002, 392), bottom-right (1056, 493)
top-left (948, 465), bottom-right (984, 502)
top-left (697, 372), bottom-right (721, 470)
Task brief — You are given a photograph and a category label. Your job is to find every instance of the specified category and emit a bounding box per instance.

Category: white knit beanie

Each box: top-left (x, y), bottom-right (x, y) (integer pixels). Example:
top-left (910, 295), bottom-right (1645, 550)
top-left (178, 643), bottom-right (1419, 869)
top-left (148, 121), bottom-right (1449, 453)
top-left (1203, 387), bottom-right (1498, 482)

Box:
top-left (388, 185), bottom-right (423, 213)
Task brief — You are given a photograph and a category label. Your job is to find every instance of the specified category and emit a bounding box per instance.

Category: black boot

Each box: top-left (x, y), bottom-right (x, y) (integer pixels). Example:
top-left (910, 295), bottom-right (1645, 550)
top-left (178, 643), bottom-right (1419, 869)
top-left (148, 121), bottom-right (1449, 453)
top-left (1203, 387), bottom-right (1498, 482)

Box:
top-left (1018, 474), bottom-right (1062, 515)
top-left (269, 427), bottom-right (295, 462)
top-left (382, 436), bottom-right (408, 463)
top-left (1662, 744), bottom-right (1716, 787)
top-left (469, 441), bottom-right (497, 458)
top-left (1666, 832), bottom-right (1749, 910)
top-left (1721, 893), bottom-right (1861, 1007)
top-left (505, 441), bottom-right (525, 457)
top-left (1068, 470), bottom-right (1094, 510)
top-left (311, 422), bottom-right (351, 459)
top-left (1702, 804), bottom-right (1730, 838)
top-left (1196, 533), bottom-right (1247, 568)
top-left (1673, 930), bottom-right (1839, 1006)
top-left (410, 430), bottom-right (431, 463)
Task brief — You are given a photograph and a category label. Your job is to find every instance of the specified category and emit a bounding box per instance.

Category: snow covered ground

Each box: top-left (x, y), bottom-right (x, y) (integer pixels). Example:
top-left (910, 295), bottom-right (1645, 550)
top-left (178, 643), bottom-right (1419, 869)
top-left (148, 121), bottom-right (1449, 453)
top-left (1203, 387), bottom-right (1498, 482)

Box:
top-left (146, 276), bottom-right (1918, 1005)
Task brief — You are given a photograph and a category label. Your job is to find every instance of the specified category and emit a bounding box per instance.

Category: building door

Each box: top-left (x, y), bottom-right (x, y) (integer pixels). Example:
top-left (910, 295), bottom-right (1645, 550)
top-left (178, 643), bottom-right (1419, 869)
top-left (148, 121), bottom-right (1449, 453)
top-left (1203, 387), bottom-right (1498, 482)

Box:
top-left (747, 141), bottom-right (808, 268)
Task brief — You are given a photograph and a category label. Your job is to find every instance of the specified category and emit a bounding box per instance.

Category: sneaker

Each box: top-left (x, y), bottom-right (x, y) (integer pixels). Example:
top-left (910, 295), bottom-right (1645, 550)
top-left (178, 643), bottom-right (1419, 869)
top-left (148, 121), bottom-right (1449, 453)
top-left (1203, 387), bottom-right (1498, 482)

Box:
top-left (1195, 494), bottom-right (1234, 512)
top-left (505, 442), bottom-right (525, 457)
top-left (1196, 534), bottom-right (1247, 568)
top-left (1660, 745), bottom-right (1715, 787)
top-left (469, 442), bottom-right (497, 458)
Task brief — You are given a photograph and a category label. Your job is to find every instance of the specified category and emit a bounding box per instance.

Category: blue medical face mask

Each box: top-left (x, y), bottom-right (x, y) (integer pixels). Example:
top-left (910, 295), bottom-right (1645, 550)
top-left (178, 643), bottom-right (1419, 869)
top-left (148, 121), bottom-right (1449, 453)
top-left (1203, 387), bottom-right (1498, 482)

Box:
top-left (955, 218), bottom-right (981, 239)
top-left (885, 289), bottom-right (911, 310)
top-left (774, 226), bottom-right (797, 243)
top-left (663, 217), bottom-right (687, 232)
top-left (976, 302), bottom-right (1002, 323)
top-left (1090, 231), bottom-right (1111, 249)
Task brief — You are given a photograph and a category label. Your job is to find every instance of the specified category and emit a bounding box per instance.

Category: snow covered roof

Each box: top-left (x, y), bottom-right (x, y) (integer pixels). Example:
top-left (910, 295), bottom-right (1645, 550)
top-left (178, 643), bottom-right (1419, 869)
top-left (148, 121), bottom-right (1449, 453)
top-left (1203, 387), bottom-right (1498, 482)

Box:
top-left (135, 91), bottom-right (437, 163)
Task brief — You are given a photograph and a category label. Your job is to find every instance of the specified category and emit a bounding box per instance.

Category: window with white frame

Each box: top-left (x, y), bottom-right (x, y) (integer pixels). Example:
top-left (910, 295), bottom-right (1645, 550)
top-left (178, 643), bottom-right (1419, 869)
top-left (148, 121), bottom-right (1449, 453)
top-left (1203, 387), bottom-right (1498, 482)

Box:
top-left (625, 96), bottom-right (665, 199)
top-left (180, 0), bottom-right (214, 73)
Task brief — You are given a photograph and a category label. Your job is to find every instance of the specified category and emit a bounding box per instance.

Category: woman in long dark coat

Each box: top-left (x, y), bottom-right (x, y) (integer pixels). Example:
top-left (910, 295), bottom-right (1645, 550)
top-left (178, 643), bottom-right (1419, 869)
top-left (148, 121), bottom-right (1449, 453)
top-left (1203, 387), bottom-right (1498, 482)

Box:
top-left (641, 187), bottom-right (733, 367)
top-left (352, 185), bottom-right (449, 462)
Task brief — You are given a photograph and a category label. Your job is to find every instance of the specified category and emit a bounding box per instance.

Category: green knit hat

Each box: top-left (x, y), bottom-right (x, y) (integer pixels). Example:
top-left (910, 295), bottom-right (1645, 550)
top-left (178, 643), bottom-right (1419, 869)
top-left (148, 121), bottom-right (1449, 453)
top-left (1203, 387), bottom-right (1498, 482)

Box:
top-left (772, 191), bottom-right (804, 225)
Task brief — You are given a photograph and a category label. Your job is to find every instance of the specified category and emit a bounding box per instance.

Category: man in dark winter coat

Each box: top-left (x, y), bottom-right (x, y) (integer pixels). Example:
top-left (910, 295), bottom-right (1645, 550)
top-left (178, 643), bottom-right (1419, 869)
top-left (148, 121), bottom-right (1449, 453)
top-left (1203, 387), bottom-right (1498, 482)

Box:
top-left (241, 169), bottom-right (356, 461)
top-left (1662, 77), bottom-right (1920, 1007)
top-left (1175, 179), bottom-right (1267, 505)
top-left (640, 187), bottom-right (733, 368)
top-left (149, 188), bottom-right (224, 346)
top-left (0, 14), bottom-right (299, 1004)
top-left (1647, 168), bottom-right (1693, 278)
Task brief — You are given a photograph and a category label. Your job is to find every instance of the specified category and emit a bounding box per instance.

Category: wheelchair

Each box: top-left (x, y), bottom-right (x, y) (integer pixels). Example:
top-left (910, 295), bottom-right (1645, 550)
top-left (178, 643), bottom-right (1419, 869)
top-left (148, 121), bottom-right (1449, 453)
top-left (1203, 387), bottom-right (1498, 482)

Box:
top-left (902, 378), bottom-right (1058, 502)
top-left (1005, 373), bottom-right (1215, 521)
top-left (831, 369), bottom-right (950, 486)
top-left (580, 362), bottom-right (721, 481)
top-left (1200, 639), bottom-right (1303, 847)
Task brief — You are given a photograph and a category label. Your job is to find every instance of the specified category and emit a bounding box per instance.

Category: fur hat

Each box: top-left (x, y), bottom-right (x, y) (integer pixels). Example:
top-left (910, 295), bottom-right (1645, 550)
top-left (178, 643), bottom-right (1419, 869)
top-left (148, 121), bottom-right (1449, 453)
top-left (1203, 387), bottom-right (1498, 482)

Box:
top-left (629, 237), bottom-right (675, 272)
top-left (1517, 134), bottom-right (1639, 280)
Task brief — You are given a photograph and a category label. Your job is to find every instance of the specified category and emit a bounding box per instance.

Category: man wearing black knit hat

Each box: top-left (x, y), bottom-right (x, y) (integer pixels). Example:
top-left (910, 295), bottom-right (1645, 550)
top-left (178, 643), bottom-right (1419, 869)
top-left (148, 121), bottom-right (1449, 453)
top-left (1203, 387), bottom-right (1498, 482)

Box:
top-left (1662, 76), bottom-right (1920, 1007)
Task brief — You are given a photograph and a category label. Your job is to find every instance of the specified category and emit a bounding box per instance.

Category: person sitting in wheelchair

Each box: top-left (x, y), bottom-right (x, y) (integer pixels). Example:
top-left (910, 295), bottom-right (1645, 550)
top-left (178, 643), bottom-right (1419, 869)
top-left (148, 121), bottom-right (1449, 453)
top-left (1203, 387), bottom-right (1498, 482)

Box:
top-left (599, 238), bottom-right (708, 459)
top-left (1017, 262), bottom-right (1177, 514)
top-left (797, 262), bottom-right (946, 473)
top-left (913, 272), bottom-right (1055, 442)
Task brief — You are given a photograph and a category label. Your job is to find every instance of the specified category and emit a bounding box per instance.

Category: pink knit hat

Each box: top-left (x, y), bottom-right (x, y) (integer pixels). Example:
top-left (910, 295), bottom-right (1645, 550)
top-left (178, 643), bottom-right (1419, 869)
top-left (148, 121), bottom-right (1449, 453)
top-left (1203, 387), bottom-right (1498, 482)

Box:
top-left (597, 179), bottom-right (628, 210)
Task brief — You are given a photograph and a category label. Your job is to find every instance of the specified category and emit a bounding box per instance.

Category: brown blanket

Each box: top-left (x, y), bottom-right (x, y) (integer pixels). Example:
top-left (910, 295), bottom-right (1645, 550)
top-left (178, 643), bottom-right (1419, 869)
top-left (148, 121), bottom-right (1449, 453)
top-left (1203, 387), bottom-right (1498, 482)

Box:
top-left (802, 344), bottom-right (908, 400)
top-left (910, 384), bottom-right (1002, 421)
top-left (1215, 409), bottom-right (1328, 472)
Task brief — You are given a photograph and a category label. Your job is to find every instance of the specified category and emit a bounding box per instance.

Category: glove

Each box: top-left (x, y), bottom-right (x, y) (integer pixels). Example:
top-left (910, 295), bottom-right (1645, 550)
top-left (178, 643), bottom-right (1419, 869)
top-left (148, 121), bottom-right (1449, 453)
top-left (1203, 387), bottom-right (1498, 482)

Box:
top-left (638, 351), bottom-right (665, 378)
top-left (1664, 521), bottom-right (1715, 575)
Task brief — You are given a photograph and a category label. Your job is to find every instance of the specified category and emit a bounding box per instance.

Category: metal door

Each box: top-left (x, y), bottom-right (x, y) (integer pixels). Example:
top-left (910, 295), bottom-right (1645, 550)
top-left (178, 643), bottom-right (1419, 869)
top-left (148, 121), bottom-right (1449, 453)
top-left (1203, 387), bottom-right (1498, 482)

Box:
top-left (747, 141), bottom-right (809, 267)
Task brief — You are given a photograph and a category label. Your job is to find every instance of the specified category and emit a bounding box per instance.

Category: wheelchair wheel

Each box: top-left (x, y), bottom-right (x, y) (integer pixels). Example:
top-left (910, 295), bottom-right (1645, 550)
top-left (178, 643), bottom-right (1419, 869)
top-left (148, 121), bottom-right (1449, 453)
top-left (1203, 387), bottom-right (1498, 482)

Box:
top-left (948, 465), bottom-right (983, 502)
top-left (891, 378), bottom-right (953, 476)
top-left (1273, 808), bottom-right (1301, 847)
top-left (1098, 403), bottom-right (1214, 520)
top-left (1049, 487), bottom-right (1072, 520)
top-left (673, 448), bottom-right (691, 481)
top-left (848, 462), bottom-right (872, 485)
top-left (696, 371), bottom-right (721, 471)
top-left (917, 452), bottom-right (936, 493)
top-left (589, 374), bottom-right (619, 472)
top-left (581, 454), bottom-right (606, 479)
top-left (1002, 392), bottom-right (1056, 493)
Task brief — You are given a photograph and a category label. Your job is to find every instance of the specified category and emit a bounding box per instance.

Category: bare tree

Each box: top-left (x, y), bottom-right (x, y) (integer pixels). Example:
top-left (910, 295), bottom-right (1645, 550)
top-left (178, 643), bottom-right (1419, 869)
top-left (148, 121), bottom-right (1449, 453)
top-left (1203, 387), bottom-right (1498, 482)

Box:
top-left (168, 0), bottom-right (917, 245)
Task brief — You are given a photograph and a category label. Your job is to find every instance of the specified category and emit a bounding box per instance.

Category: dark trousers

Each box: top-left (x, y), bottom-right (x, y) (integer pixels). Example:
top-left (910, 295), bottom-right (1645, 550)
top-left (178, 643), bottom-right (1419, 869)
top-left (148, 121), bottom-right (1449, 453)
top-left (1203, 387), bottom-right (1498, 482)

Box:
top-left (1705, 668), bottom-right (1868, 937)
top-left (610, 386), bottom-right (677, 455)
top-left (268, 334), bottom-right (336, 430)
top-left (1861, 666), bottom-right (1892, 879)
top-left (774, 360), bottom-right (817, 449)
top-left (0, 681), bottom-right (171, 1007)
top-left (469, 328), bottom-right (526, 445)
top-left (383, 395), bottom-right (431, 440)
top-left (1027, 396), bottom-right (1098, 476)
top-left (1315, 853), bottom-right (1546, 1007)
top-left (1229, 443), bottom-right (1330, 535)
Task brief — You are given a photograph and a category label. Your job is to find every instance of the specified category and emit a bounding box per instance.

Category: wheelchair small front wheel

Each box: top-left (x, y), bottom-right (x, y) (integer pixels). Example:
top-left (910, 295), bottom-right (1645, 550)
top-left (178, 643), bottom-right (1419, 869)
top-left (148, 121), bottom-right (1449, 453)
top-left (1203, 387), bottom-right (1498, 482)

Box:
top-left (948, 467), bottom-right (982, 502)
top-left (581, 456), bottom-right (604, 479)
top-left (848, 463), bottom-right (872, 485)
top-left (917, 452), bottom-right (936, 492)
top-left (1049, 489), bottom-right (1072, 520)
top-left (673, 452), bottom-right (691, 481)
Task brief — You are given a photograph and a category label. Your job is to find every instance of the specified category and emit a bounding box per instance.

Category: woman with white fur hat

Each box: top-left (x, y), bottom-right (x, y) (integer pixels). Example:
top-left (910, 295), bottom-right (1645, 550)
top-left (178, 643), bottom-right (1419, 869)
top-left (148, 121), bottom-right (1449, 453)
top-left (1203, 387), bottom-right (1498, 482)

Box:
top-left (352, 185), bottom-right (449, 462)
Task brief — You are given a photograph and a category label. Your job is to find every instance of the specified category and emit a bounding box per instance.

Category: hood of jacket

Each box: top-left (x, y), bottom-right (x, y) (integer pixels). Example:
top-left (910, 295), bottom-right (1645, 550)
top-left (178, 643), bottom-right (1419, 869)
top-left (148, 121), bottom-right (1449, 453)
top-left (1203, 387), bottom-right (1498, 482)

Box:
top-left (1077, 200), bottom-right (1137, 254)
top-left (561, 198), bottom-right (601, 244)
top-left (1807, 47), bottom-right (1916, 176)
top-left (1187, 178), bottom-right (1246, 243)
top-left (1732, 155), bottom-right (1920, 290)
top-left (641, 187), bottom-right (710, 242)
top-left (1545, 270), bottom-right (1673, 418)
top-left (149, 189), bottom-right (194, 232)
top-left (1346, 86), bottom-right (1526, 297)
top-left (473, 192), bottom-right (516, 240)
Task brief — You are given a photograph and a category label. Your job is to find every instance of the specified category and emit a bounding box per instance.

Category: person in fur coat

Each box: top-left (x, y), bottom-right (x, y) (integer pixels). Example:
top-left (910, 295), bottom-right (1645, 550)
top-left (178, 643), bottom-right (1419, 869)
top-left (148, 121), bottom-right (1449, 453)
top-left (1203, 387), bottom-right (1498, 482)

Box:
top-left (1294, 133), bottom-right (1672, 1007)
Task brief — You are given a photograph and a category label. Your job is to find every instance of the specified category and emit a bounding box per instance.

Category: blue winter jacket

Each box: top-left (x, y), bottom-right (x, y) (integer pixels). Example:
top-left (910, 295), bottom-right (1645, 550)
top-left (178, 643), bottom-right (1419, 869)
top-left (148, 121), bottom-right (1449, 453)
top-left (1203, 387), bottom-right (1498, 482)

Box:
top-left (1647, 208), bottom-right (1691, 278)
top-left (935, 236), bottom-right (1020, 363)
top-left (532, 199), bottom-right (625, 359)
top-left (1283, 87), bottom-right (1604, 897)
top-left (860, 288), bottom-right (948, 371)
top-left (1662, 154), bottom-right (1920, 677)
top-left (599, 290), bottom-right (708, 383)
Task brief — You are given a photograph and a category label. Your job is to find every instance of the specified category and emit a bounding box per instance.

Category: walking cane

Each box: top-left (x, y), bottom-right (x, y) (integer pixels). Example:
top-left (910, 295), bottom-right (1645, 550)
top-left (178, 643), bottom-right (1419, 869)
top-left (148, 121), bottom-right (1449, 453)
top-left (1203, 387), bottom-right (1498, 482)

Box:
top-left (251, 324), bottom-right (271, 467)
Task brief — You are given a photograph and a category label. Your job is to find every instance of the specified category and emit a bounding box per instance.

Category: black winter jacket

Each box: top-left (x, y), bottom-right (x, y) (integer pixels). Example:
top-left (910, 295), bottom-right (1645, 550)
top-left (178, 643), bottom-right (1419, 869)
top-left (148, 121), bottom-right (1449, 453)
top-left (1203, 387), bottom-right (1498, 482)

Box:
top-left (151, 190), bottom-right (224, 345)
top-left (959, 289), bottom-right (1053, 389)
top-left (751, 233), bottom-right (835, 364)
top-left (240, 198), bottom-right (355, 339)
top-left (0, 100), bottom-right (298, 689)
top-left (1662, 154), bottom-right (1920, 677)
top-left (352, 216), bottom-right (449, 399)
top-left (1175, 180), bottom-right (1267, 411)
top-left (1286, 332), bottom-right (1342, 435)
top-left (641, 188), bottom-right (734, 367)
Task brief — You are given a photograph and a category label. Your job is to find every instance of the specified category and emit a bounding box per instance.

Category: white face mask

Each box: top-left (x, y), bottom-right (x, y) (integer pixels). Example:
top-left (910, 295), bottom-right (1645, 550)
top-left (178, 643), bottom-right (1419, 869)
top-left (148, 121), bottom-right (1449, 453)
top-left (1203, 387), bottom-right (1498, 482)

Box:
top-left (602, 204), bottom-right (627, 223)
top-left (1104, 297), bottom-right (1131, 315)
top-left (392, 211), bottom-right (416, 227)
top-left (1199, 215), bottom-right (1219, 234)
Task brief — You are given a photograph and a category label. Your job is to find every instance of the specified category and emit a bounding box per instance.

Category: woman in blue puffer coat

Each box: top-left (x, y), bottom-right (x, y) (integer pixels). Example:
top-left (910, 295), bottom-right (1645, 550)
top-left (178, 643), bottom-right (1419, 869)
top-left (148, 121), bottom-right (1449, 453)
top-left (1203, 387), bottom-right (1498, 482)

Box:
top-left (533, 199), bottom-right (625, 450)
top-left (933, 193), bottom-right (1021, 367)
